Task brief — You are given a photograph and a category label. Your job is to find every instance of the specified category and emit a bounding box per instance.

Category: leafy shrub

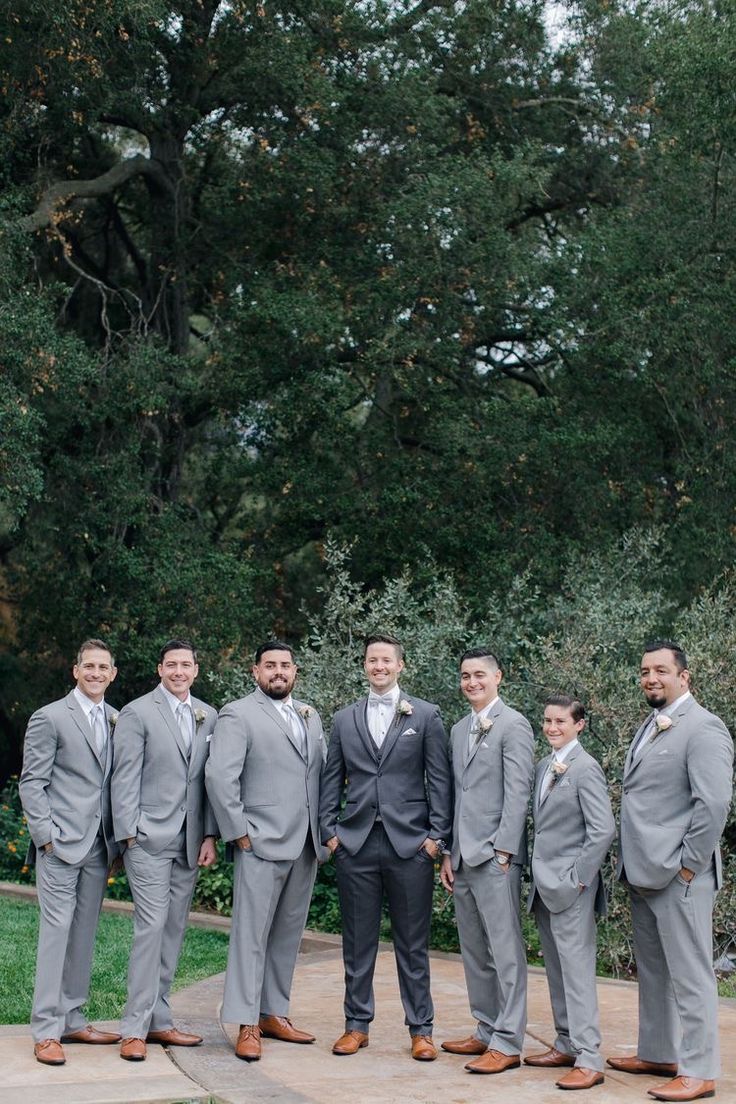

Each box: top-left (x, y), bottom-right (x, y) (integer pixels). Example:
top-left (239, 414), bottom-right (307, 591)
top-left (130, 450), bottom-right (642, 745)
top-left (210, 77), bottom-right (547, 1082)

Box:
top-left (0, 777), bottom-right (34, 883)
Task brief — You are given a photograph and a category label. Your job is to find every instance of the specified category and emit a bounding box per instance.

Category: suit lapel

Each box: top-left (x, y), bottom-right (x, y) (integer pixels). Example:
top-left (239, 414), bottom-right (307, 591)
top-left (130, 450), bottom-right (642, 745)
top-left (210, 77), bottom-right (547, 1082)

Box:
top-left (466, 699), bottom-right (504, 770)
top-left (379, 693), bottom-right (411, 765)
top-left (535, 756), bottom-right (551, 813)
top-left (354, 700), bottom-right (378, 762)
top-left (255, 691), bottom-right (303, 759)
top-left (66, 692), bottom-right (102, 767)
top-left (153, 690), bottom-right (189, 763)
top-left (103, 703), bottom-right (118, 779)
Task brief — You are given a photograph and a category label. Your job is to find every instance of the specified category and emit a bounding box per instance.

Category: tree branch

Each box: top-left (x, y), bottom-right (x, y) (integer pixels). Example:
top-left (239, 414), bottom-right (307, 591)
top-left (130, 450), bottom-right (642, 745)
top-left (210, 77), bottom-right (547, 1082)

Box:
top-left (17, 155), bottom-right (173, 232)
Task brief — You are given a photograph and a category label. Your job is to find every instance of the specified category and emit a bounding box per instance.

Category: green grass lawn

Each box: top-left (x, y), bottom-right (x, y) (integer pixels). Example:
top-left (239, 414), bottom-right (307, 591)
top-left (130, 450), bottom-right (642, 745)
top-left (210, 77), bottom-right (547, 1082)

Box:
top-left (0, 895), bottom-right (230, 1025)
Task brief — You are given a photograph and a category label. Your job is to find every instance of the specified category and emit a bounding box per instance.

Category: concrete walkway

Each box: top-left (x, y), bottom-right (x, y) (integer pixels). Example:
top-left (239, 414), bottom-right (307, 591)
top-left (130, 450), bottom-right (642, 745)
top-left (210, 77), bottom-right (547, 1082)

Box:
top-left (2, 883), bottom-right (734, 1104)
top-left (5, 927), bottom-right (736, 1104)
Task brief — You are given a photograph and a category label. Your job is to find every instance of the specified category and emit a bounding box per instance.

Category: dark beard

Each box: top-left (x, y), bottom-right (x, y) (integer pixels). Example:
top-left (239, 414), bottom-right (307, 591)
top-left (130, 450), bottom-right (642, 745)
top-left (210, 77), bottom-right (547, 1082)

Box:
top-left (644, 691), bottom-right (666, 709)
top-left (263, 685), bottom-right (290, 700)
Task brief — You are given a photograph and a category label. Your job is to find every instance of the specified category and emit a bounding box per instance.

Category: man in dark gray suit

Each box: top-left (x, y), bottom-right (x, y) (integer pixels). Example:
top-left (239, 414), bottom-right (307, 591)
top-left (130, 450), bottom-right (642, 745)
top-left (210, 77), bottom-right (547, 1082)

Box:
top-left (440, 647), bottom-right (534, 1074)
top-left (607, 641), bottom-right (733, 1103)
top-left (20, 638), bottom-right (122, 1066)
top-left (526, 694), bottom-right (615, 1090)
top-left (206, 641), bottom-right (326, 1062)
top-left (112, 639), bottom-right (218, 1061)
top-left (320, 633), bottom-right (452, 1062)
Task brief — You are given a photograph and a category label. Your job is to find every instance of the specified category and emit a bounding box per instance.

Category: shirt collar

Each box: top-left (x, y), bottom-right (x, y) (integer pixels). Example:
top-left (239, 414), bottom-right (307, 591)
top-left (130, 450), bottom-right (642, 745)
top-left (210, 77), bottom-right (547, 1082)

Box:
top-left (473, 696), bottom-right (499, 720)
top-left (159, 682), bottom-right (192, 715)
top-left (659, 690), bottom-right (691, 717)
top-left (272, 695), bottom-right (294, 713)
top-left (73, 686), bottom-right (104, 716)
top-left (368, 684), bottom-right (400, 705)
top-left (553, 738), bottom-right (579, 764)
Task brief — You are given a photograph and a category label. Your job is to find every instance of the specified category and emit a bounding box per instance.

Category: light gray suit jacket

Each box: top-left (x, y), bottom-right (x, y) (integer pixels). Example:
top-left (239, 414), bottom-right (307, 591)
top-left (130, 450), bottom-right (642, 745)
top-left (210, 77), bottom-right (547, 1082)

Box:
top-left (617, 695), bottom-right (733, 890)
top-left (528, 745), bottom-right (615, 915)
top-left (205, 687), bottom-right (327, 862)
top-left (449, 697), bottom-right (535, 869)
top-left (19, 691), bottom-right (119, 865)
top-left (111, 687), bottom-right (218, 868)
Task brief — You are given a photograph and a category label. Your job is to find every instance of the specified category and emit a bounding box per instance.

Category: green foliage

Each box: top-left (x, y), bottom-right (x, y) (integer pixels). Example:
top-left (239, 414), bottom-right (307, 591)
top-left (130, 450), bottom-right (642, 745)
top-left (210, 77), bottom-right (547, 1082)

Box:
top-left (0, 777), bottom-right (34, 883)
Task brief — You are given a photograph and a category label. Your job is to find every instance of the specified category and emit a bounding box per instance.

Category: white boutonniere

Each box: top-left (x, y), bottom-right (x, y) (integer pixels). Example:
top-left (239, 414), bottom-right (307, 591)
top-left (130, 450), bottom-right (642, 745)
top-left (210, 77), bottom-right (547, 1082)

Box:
top-left (194, 708), bottom-right (207, 728)
top-left (298, 705), bottom-right (313, 721)
top-left (109, 713), bottom-right (119, 729)
top-left (549, 760), bottom-right (568, 787)
top-left (397, 699), bottom-right (413, 717)
top-left (647, 714), bottom-right (673, 746)
top-left (471, 715), bottom-right (493, 744)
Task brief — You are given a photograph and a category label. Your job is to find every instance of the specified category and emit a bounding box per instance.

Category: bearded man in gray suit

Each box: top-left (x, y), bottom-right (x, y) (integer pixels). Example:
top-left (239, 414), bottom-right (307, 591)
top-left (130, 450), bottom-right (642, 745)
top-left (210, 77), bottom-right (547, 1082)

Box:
top-left (320, 633), bottom-right (453, 1062)
top-left (440, 647), bottom-right (535, 1074)
top-left (607, 641), bottom-right (733, 1104)
top-left (112, 639), bottom-right (217, 1061)
top-left (20, 638), bottom-right (122, 1066)
top-left (205, 641), bottom-right (326, 1062)
top-left (526, 694), bottom-right (615, 1091)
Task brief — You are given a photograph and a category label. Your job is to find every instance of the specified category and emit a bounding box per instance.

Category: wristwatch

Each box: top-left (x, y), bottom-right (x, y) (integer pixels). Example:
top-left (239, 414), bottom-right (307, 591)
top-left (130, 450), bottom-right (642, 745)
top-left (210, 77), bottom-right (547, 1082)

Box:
top-left (433, 838), bottom-right (447, 854)
top-left (496, 852), bottom-right (510, 865)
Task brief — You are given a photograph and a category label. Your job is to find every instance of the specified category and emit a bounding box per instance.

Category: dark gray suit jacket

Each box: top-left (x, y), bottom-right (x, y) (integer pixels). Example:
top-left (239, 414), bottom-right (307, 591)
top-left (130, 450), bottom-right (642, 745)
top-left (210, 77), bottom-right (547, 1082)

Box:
top-left (319, 692), bottom-right (452, 859)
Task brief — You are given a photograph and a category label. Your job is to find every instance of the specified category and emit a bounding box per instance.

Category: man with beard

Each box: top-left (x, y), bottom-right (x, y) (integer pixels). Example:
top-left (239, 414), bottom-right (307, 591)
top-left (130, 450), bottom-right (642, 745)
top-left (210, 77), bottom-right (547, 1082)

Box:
top-left (206, 641), bottom-right (327, 1062)
top-left (608, 641), bottom-right (732, 1103)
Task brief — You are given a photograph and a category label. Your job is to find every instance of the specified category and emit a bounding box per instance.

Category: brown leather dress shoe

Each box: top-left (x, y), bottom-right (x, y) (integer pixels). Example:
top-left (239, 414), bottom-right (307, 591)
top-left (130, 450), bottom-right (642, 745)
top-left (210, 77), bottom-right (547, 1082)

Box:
top-left (332, 1030), bottom-right (369, 1055)
top-left (235, 1024), bottom-right (262, 1061)
top-left (607, 1055), bottom-right (678, 1077)
top-left (120, 1037), bottom-right (146, 1061)
top-left (411, 1035), bottom-right (438, 1061)
top-left (465, 1049), bottom-right (521, 1074)
top-left (524, 1047), bottom-right (576, 1068)
top-left (61, 1025), bottom-right (122, 1044)
top-left (34, 1039), bottom-right (65, 1065)
top-left (441, 1034), bottom-right (487, 1055)
top-left (146, 1028), bottom-right (203, 1046)
top-left (259, 1015), bottom-right (315, 1043)
top-left (557, 1067), bottom-right (605, 1090)
top-left (647, 1077), bottom-right (716, 1101)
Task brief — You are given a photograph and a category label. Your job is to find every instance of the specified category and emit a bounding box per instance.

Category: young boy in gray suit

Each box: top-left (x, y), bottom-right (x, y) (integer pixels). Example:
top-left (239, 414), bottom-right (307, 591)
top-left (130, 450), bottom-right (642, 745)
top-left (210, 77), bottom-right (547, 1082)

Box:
top-left (526, 694), bottom-right (615, 1090)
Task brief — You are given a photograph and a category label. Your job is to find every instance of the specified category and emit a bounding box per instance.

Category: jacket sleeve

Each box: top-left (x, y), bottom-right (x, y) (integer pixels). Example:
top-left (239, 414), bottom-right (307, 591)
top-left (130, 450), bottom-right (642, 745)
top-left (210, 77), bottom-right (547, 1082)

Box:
top-left (423, 706), bottom-right (453, 843)
top-left (573, 759), bottom-right (616, 888)
top-left (319, 716), bottom-right (346, 843)
top-left (18, 707), bottom-right (57, 849)
top-left (680, 715), bottom-right (733, 874)
top-left (204, 703), bottom-right (250, 843)
top-left (111, 703), bottom-right (145, 842)
top-left (494, 713), bottom-right (535, 857)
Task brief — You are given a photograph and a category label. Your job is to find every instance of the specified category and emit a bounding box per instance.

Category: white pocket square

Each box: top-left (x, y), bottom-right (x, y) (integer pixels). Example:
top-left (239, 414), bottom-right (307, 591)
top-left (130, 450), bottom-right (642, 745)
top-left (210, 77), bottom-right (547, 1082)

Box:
top-left (403, 727), bottom-right (418, 736)
top-left (481, 741), bottom-right (489, 748)
top-left (559, 778), bottom-right (571, 787)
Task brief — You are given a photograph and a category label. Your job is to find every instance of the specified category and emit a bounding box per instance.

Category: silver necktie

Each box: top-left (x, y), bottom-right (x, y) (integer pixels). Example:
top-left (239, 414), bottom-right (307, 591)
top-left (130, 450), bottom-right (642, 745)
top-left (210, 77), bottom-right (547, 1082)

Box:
top-left (177, 702), bottom-right (193, 752)
top-left (91, 704), bottom-right (106, 756)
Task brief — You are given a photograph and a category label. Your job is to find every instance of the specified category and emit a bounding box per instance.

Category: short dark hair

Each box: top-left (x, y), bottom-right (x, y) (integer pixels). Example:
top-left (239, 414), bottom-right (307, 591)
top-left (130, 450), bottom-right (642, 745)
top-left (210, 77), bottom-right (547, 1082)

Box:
top-left (159, 639), bottom-right (197, 664)
top-left (76, 638), bottom-right (116, 666)
top-left (643, 639), bottom-right (688, 673)
top-left (544, 693), bottom-right (585, 724)
top-left (254, 640), bottom-right (295, 664)
top-left (459, 647), bottom-right (502, 672)
top-left (363, 633), bottom-right (404, 660)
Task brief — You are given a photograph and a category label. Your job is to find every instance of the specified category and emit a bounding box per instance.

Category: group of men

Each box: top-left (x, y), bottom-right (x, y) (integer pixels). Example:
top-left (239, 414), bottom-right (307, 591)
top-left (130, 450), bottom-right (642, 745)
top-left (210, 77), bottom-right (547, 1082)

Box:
top-left (18, 633), bottom-right (732, 1103)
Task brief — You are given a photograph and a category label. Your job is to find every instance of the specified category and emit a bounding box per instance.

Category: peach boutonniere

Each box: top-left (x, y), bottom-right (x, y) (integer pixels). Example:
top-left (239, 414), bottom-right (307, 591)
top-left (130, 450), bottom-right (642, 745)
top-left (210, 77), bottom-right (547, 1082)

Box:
top-left (654, 714), bottom-right (673, 734)
top-left (397, 699), bottom-right (413, 717)
top-left (298, 705), bottom-right (313, 721)
top-left (194, 708), bottom-right (207, 728)
top-left (549, 760), bottom-right (568, 786)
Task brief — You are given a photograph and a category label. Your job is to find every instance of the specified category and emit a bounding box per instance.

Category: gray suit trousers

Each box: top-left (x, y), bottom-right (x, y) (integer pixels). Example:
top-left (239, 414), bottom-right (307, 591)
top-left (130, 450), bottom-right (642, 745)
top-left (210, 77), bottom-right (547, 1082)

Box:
top-left (221, 837), bottom-right (317, 1025)
top-left (532, 885), bottom-right (603, 1070)
top-left (31, 836), bottom-right (107, 1041)
top-left (121, 840), bottom-right (198, 1038)
top-left (629, 867), bottom-right (720, 1079)
top-left (453, 858), bottom-right (527, 1054)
